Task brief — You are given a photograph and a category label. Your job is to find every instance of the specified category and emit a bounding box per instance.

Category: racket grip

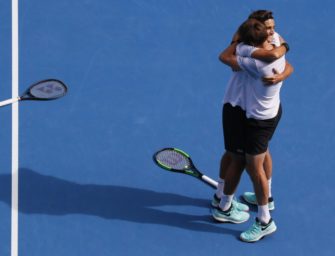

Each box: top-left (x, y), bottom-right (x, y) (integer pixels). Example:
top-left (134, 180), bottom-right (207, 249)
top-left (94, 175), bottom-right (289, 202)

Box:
top-left (201, 175), bottom-right (218, 189)
top-left (0, 97), bottom-right (20, 107)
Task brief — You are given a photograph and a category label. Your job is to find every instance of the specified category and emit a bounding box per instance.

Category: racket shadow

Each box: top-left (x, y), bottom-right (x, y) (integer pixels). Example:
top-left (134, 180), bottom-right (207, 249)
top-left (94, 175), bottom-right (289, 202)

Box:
top-left (0, 168), bottom-right (240, 236)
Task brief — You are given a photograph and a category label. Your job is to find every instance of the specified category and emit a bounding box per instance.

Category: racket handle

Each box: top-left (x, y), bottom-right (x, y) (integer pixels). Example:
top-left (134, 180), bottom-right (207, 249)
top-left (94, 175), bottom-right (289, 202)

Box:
top-left (0, 97), bottom-right (20, 107)
top-left (201, 175), bottom-right (218, 189)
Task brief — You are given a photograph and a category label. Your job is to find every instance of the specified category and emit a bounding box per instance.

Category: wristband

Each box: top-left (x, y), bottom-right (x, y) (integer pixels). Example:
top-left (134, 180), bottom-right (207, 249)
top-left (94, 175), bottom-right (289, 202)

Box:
top-left (281, 42), bottom-right (290, 52)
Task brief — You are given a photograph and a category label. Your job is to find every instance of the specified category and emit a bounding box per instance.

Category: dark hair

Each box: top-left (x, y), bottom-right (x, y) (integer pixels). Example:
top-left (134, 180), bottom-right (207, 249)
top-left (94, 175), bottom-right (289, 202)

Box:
top-left (238, 19), bottom-right (268, 46)
top-left (248, 10), bottom-right (274, 23)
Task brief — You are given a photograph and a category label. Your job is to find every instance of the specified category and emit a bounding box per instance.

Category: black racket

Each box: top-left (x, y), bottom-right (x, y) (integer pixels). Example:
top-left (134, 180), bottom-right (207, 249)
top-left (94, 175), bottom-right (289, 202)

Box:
top-left (153, 147), bottom-right (218, 189)
top-left (0, 79), bottom-right (68, 107)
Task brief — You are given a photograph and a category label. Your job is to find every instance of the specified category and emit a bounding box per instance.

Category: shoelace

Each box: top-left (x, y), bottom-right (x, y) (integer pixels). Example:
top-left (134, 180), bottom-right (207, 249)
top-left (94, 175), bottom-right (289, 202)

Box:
top-left (246, 222), bottom-right (261, 236)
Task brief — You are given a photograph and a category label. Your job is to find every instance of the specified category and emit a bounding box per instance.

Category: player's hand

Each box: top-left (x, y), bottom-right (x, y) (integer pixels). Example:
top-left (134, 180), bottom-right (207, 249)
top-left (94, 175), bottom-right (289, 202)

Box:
top-left (262, 68), bottom-right (283, 85)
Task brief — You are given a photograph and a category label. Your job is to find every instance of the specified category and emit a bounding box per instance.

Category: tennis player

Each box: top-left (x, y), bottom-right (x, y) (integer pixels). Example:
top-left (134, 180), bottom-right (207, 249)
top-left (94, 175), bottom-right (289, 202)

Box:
top-left (212, 10), bottom-right (293, 212)
top-left (218, 18), bottom-right (293, 242)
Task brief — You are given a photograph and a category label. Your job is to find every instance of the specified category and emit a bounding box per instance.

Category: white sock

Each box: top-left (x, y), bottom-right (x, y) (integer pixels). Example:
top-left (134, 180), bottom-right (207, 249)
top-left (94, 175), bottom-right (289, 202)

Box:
top-left (219, 194), bottom-right (234, 211)
top-left (257, 204), bottom-right (271, 224)
top-left (215, 178), bottom-right (224, 198)
top-left (268, 178), bottom-right (272, 198)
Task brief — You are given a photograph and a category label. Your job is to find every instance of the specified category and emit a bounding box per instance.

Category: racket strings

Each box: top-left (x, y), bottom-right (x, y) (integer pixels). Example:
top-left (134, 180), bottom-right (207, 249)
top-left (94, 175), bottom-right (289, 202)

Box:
top-left (156, 150), bottom-right (191, 170)
top-left (30, 80), bottom-right (67, 99)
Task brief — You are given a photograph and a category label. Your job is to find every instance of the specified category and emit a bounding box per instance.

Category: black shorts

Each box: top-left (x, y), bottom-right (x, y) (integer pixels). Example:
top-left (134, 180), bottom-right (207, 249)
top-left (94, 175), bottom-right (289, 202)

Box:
top-left (222, 103), bottom-right (246, 155)
top-left (245, 105), bottom-right (282, 155)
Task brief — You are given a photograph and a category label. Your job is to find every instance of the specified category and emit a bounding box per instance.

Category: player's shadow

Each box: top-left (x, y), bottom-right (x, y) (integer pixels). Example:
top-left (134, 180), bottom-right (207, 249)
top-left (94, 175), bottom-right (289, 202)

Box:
top-left (0, 168), bottom-right (240, 236)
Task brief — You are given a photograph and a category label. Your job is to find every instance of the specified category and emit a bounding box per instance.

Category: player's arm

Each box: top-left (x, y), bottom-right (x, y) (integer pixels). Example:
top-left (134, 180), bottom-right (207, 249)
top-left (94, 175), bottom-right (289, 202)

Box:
top-left (251, 43), bottom-right (289, 62)
top-left (262, 60), bottom-right (294, 85)
top-left (231, 30), bottom-right (240, 44)
top-left (219, 42), bottom-right (241, 71)
top-left (221, 46), bottom-right (259, 78)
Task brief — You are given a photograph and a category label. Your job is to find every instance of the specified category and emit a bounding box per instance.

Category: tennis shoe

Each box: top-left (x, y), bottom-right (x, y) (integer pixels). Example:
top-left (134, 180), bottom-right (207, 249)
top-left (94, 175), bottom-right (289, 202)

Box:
top-left (211, 194), bottom-right (249, 211)
top-left (240, 218), bottom-right (277, 242)
top-left (242, 192), bottom-right (275, 210)
top-left (212, 204), bottom-right (250, 224)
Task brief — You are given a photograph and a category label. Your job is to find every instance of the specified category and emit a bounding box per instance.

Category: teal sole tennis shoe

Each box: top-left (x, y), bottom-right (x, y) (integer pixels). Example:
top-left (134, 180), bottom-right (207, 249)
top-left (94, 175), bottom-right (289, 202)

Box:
top-left (212, 204), bottom-right (250, 224)
top-left (240, 218), bottom-right (277, 242)
top-left (242, 192), bottom-right (275, 210)
top-left (211, 194), bottom-right (249, 211)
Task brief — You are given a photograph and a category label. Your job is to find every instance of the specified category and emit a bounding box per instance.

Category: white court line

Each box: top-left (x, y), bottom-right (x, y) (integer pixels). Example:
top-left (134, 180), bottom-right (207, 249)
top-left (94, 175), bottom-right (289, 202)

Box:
top-left (11, 0), bottom-right (19, 256)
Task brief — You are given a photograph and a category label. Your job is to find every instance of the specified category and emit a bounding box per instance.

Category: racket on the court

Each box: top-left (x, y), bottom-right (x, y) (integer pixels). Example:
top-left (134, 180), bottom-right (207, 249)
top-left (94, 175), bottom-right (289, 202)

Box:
top-left (153, 147), bottom-right (218, 189)
top-left (0, 79), bottom-right (68, 108)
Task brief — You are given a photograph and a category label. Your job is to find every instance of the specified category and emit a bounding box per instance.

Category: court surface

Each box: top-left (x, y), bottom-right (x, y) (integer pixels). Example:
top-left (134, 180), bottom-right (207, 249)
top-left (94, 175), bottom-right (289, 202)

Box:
top-left (1, 0), bottom-right (335, 255)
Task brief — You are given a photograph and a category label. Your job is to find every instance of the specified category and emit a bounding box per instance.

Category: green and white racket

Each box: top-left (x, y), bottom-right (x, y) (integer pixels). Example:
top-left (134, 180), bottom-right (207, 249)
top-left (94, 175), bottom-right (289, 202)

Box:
top-left (153, 147), bottom-right (218, 189)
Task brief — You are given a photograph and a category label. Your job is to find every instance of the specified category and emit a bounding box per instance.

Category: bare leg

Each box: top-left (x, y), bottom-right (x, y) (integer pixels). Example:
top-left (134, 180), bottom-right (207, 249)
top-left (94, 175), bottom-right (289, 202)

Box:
top-left (219, 150), bottom-right (273, 200)
top-left (218, 152), bottom-right (246, 211)
top-left (221, 150), bottom-right (271, 180)
top-left (223, 153), bottom-right (245, 195)
top-left (263, 149), bottom-right (272, 180)
top-left (245, 153), bottom-right (268, 206)
top-left (219, 152), bottom-right (231, 179)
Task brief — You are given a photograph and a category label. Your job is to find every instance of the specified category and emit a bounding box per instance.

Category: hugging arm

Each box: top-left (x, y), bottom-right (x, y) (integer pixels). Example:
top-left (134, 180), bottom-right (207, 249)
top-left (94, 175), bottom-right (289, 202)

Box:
top-left (263, 60), bottom-right (294, 85)
top-left (219, 42), bottom-right (241, 71)
top-left (251, 43), bottom-right (288, 62)
top-left (251, 35), bottom-right (290, 62)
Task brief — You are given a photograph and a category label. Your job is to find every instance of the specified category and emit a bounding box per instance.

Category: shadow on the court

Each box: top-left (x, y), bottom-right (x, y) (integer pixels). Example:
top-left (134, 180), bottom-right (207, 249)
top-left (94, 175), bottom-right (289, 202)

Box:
top-left (0, 168), bottom-right (241, 236)
top-left (238, 195), bottom-right (258, 212)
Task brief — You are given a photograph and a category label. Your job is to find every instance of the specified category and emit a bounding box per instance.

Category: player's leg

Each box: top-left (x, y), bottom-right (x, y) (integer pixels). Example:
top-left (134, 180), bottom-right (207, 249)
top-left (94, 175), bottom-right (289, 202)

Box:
top-left (212, 152), bottom-right (250, 223)
top-left (263, 148), bottom-right (272, 180)
top-left (241, 152), bottom-right (276, 242)
top-left (212, 103), bottom-right (248, 211)
top-left (242, 149), bottom-right (275, 210)
top-left (212, 152), bottom-right (230, 205)
top-left (241, 105), bottom-right (282, 210)
top-left (240, 110), bottom-right (281, 242)
top-left (246, 153), bottom-right (269, 207)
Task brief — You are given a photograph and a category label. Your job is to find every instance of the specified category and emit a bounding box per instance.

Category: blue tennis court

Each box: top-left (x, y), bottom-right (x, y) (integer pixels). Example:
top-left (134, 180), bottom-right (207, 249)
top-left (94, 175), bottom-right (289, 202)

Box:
top-left (0, 0), bottom-right (335, 255)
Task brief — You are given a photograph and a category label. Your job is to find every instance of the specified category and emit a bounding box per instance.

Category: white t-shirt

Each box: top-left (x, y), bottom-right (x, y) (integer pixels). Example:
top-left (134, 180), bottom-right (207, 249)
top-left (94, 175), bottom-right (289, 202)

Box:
top-left (222, 64), bottom-right (249, 109)
top-left (272, 32), bottom-right (281, 47)
top-left (222, 43), bottom-right (254, 109)
top-left (222, 32), bottom-right (284, 119)
top-left (237, 44), bottom-right (286, 120)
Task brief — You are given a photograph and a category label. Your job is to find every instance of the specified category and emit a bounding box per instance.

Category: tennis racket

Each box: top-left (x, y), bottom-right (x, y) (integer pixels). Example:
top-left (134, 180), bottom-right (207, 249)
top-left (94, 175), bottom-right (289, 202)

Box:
top-left (0, 79), bottom-right (68, 108)
top-left (153, 147), bottom-right (218, 189)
